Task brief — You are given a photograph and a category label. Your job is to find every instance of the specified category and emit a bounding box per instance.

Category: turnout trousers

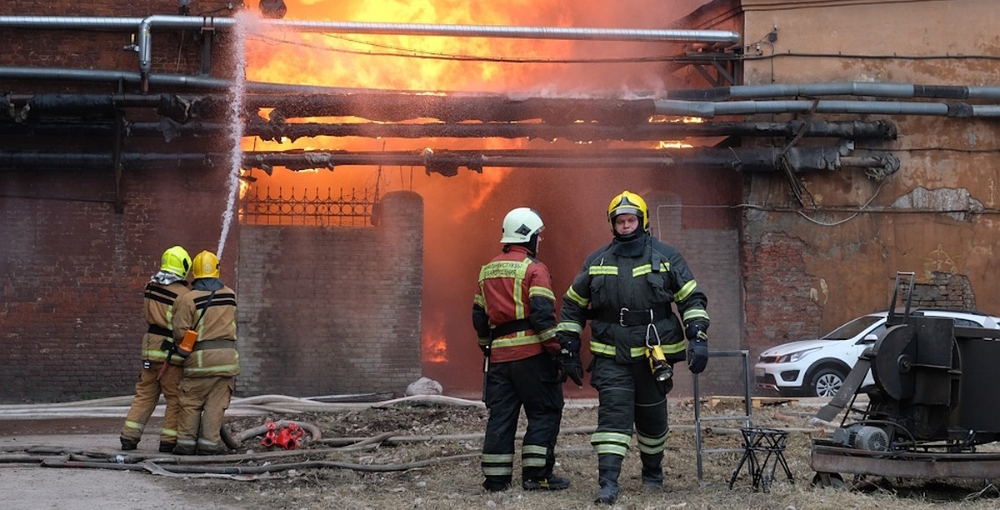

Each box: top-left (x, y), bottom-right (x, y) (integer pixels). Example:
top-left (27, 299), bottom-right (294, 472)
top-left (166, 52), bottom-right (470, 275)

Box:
top-left (481, 353), bottom-right (564, 487)
top-left (589, 356), bottom-right (669, 487)
top-left (174, 376), bottom-right (234, 454)
top-left (120, 362), bottom-right (183, 446)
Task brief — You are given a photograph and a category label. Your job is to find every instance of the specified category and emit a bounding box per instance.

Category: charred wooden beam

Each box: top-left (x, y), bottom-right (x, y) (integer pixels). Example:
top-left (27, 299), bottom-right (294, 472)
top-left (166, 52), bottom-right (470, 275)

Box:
top-left (0, 147), bottom-right (900, 176)
top-left (239, 93), bottom-right (658, 125)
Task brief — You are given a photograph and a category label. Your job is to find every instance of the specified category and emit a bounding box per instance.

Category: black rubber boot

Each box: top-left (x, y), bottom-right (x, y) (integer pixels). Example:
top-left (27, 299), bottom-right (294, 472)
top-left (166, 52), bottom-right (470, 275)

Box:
top-left (119, 437), bottom-right (138, 451)
top-left (523, 474), bottom-right (570, 491)
top-left (594, 455), bottom-right (622, 505)
top-left (482, 476), bottom-right (512, 492)
top-left (158, 441), bottom-right (176, 453)
top-left (641, 452), bottom-right (664, 491)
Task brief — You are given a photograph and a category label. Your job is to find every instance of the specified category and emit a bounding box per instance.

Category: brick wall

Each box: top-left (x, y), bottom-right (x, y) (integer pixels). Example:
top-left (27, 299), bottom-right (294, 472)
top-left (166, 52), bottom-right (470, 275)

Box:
top-left (644, 192), bottom-right (745, 397)
top-left (0, 165), bottom-right (235, 403)
top-left (236, 191), bottom-right (423, 397)
top-left (0, 1), bottom-right (240, 403)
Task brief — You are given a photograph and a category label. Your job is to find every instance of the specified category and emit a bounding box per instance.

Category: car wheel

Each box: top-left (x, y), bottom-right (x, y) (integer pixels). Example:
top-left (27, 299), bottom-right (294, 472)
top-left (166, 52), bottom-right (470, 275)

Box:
top-left (809, 368), bottom-right (845, 397)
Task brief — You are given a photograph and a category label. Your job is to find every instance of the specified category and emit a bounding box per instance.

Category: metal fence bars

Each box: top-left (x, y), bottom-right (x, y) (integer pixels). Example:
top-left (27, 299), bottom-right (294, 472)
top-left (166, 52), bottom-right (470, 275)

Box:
top-left (241, 186), bottom-right (378, 227)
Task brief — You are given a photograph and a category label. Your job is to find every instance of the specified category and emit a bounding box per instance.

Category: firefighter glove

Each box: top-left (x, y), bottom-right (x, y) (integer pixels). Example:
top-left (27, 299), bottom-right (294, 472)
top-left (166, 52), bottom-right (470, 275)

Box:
top-left (685, 321), bottom-right (709, 374)
top-left (478, 340), bottom-right (490, 356)
top-left (557, 338), bottom-right (584, 386)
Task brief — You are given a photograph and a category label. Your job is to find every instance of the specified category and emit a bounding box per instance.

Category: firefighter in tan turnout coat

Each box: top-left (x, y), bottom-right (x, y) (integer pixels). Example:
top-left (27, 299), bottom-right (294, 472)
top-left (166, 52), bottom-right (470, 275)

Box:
top-left (120, 245), bottom-right (192, 452)
top-left (171, 250), bottom-right (240, 455)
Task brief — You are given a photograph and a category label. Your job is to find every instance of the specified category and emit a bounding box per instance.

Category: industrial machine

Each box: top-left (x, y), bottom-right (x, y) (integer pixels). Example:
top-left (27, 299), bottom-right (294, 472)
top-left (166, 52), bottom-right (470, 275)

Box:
top-left (810, 272), bottom-right (1000, 487)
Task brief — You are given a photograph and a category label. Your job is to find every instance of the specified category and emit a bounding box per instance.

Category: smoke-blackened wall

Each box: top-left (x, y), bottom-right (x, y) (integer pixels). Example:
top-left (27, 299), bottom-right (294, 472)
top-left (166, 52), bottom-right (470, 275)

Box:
top-left (236, 191), bottom-right (423, 397)
top-left (0, 0), bottom-right (241, 403)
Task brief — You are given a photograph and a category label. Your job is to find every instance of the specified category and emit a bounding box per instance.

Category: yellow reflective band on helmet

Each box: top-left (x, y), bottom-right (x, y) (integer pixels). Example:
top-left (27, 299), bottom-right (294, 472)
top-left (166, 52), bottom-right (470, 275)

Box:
top-left (528, 286), bottom-right (555, 300)
top-left (565, 286), bottom-right (589, 308)
top-left (674, 280), bottom-right (698, 302)
top-left (557, 321), bottom-right (583, 334)
top-left (589, 266), bottom-right (618, 276)
top-left (633, 262), bottom-right (670, 277)
top-left (683, 309), bottom-right (710, 322)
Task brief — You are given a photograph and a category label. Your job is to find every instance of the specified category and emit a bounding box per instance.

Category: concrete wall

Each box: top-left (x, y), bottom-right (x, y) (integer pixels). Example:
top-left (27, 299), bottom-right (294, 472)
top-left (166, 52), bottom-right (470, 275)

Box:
top-left (737, 0), bottom-right (1000, 361)
top-left (236, 191), bottom-right (423, 397)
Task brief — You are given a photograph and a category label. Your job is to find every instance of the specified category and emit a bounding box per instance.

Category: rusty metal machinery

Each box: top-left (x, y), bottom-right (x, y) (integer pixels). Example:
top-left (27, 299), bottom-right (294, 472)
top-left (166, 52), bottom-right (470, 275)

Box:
top-left (811, 273), bottom-right (1000, 486)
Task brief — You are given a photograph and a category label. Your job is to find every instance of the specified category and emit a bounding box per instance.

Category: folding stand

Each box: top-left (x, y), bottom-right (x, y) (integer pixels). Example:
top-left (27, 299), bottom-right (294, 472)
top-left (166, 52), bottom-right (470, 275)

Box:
top-left (727, 427), bottom-right (794, 492)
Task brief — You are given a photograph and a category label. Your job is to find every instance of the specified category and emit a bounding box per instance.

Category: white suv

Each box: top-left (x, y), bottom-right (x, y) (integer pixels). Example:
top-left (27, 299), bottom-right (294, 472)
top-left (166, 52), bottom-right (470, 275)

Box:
top-left (754, 309), bottom-right (1000, 397)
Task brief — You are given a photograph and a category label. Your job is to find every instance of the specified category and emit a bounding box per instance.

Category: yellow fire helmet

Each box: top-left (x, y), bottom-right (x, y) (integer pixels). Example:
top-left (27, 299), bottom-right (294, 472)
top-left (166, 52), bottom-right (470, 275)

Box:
top-left (160, 245), bottom-right (192, 278)
top-left (192, 250), bottom-right (220, 279)
top-left (607, 190), bottom-right (649, 234)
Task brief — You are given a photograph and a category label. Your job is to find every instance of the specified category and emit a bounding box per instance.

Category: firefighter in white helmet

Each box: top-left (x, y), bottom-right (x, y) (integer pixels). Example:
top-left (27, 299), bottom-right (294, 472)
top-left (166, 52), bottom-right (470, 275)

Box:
top-left (472, 207), bottom-right (579, 492)
top-left (120, 245), bottom-right (192, 452)
top-left (557, 191), bottom-right (710, 504)
top-left (171, 250), bottom-right (240, 455)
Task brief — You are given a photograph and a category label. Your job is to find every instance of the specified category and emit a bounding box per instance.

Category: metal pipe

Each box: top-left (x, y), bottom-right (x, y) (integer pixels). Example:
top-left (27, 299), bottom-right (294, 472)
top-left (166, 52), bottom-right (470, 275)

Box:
top-left (258, 19), bottom-right (741, 44)
top-left (0, 15), bottom-right (741, 91)
top-left (654, 99), bottom-right (996, 118)
top-left (669, 82), bottom-right (1000, 101)
top-left (0, 66), bottom-right (233, 89)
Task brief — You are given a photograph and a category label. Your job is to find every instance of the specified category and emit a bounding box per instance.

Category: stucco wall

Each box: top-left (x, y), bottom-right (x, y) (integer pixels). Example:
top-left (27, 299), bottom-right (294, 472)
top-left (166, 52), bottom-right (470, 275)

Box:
top-left (738, 0), bottom-right (1000, 357)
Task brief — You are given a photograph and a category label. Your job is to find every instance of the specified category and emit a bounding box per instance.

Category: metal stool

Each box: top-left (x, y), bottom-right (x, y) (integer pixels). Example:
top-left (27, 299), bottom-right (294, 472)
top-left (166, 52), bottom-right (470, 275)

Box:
top-left (728, 427), bottom-right (794, 492)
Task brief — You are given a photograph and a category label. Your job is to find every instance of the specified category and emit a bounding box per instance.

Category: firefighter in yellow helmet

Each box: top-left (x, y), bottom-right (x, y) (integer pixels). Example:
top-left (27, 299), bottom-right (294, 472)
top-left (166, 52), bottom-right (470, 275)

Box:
top-left (120, 245), bottom-right (192, 452)
top-left (556, 191), bottom-right (710, 504)
top-left (472, 207), bottom-right (576, 492)
top-left (171, 250), bottom-right (240, 455)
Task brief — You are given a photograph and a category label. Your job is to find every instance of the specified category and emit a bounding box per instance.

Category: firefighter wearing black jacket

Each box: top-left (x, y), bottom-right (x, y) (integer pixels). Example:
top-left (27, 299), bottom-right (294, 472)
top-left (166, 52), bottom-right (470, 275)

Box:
top-left (557, 191), bottom-right (710, 505)
top-left (472, 207), bottom-right (582, 493)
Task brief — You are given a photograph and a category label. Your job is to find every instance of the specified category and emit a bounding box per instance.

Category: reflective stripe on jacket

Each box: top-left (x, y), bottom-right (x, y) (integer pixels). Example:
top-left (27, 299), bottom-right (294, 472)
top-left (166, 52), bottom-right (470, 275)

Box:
top-left (141, 281), bottom-right (190, 365)
top-left (558, 233), bottom-right (709, 363)
top-left (172, 284), bottom-right (240, 377)
top-left (473, 245), bottom-right (560, 363)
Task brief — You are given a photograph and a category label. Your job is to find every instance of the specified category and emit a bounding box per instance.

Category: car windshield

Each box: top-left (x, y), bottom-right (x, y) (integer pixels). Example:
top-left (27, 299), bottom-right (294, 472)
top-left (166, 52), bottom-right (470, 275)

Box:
top-left (821, 315), bottom-right (883, 340)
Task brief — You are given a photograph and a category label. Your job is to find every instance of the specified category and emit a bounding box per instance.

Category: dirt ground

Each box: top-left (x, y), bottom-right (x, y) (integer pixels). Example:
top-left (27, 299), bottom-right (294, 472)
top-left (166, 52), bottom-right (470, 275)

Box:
top-left (3, 398), bottom-right (1000, 510)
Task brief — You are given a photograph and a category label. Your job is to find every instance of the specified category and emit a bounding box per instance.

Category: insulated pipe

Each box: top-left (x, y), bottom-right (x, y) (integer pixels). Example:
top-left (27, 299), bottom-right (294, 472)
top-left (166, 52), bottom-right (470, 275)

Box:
top-left (654, 99), bottom-right (999, 118)
top-left (668, 82), bottom-right (1000, 101)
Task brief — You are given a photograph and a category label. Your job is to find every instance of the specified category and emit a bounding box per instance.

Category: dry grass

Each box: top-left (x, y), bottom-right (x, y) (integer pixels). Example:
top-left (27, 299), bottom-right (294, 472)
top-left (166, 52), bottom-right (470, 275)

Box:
top-left (175, 399), bottom-right (1000, 510)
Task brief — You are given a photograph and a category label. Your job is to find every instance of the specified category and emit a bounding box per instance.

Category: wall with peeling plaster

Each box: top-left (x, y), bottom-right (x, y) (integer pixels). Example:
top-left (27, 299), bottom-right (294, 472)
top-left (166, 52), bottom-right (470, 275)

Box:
top-left (737, 0), bottom-right (1000, 365)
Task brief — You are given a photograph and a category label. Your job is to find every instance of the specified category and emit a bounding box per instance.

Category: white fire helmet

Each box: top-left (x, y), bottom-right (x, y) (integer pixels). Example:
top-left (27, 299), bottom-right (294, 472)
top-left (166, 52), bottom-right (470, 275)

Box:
top-left (500, 207), bottom-right (544, 244)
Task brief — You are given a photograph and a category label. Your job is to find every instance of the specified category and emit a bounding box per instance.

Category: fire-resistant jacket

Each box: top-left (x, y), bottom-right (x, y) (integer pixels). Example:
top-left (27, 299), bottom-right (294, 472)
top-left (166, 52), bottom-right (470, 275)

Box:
top-left (172, 281), bottom-right (240, 378)
top-left (558, 232), bottom-right (709, 363)
top-left (473, 245), bottom-right (561, 363)
top-left (142, 281), bottom-right (191, 366)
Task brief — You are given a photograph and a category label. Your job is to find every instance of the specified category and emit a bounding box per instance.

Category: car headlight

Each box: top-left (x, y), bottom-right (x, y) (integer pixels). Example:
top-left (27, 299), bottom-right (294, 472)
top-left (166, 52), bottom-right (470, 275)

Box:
top-left (776, 347), bottom-right (821, 363)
